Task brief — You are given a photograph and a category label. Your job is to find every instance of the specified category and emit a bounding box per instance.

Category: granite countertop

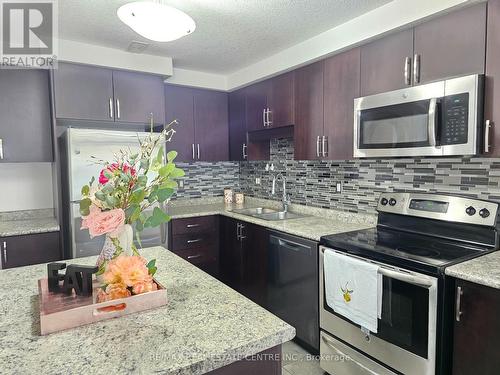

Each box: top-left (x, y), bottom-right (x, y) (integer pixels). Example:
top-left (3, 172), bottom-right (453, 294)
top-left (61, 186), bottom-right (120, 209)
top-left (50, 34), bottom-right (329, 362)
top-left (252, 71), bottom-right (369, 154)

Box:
top-left (0, 209), bottom-right (60, 237)
top-left (167, 197), bottom-right (376, 242)
top-left (0, 246), bottom-right (295, 375)
top-left (446, 250), bottom-right (500, 289)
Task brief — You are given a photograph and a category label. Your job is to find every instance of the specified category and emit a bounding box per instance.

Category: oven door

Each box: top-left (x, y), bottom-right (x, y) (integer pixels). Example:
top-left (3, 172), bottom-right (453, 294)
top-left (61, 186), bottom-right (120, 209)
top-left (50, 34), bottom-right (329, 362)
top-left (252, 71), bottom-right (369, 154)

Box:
top-left (354, 81), bottom-right (444, 158)
top-left (319, 246), bottom-right (438, 375)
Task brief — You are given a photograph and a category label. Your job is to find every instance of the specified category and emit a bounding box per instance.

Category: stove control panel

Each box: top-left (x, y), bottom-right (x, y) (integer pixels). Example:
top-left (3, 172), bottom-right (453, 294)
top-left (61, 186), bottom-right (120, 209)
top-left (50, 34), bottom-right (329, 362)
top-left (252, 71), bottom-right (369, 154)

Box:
top-left (377, 192), bottom-right (499, 227)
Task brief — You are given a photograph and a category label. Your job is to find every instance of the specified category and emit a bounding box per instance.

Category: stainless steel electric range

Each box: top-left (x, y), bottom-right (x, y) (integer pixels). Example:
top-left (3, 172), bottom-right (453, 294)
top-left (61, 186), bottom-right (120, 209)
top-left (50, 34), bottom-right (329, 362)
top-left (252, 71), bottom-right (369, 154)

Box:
top-left (319, 192), bottom-right (500, 375)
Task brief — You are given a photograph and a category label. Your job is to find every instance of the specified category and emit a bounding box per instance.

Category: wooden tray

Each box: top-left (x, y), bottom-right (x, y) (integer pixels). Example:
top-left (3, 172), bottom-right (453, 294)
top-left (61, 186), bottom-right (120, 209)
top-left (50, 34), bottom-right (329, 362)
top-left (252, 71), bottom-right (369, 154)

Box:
top-left (38, 278), bottom-right (167, 335)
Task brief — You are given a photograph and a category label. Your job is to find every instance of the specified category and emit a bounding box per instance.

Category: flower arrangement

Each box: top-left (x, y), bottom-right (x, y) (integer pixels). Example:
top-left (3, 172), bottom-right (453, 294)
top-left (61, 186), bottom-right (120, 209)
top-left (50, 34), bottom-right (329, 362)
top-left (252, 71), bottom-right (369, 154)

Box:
top-left (79, 121), bottom-right (183, 301)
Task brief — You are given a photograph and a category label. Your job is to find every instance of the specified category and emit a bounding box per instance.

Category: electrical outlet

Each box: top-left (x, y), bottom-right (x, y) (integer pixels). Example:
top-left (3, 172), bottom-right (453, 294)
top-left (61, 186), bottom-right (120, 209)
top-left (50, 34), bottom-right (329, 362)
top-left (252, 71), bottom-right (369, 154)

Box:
top-left (255, 177), bottom-right (261, 185)
top-left (336, 182), bottom-right (342, 193)
top-left (179, 180), bottom-right (184, 188)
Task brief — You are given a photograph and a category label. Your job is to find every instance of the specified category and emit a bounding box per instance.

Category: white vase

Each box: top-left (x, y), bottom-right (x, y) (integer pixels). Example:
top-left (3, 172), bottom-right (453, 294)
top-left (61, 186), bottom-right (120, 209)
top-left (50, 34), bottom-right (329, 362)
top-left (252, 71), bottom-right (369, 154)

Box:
top-left (96, 224), bottom-right (134, 268)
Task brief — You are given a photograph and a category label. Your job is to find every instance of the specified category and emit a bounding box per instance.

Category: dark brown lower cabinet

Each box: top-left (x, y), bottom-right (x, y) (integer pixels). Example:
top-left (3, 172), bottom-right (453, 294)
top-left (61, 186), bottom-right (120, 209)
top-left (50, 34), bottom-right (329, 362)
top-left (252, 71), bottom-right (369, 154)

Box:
top-left (168, 216), bottom-right (220, 277)
top-left (452, 279), bottom-right (500, 374)
top-left (219, 217), bottom-right (268, 305)
top-left (1, 232), bottom-right (60, 269)
top-left (207, 345), bottom-right (281, 375)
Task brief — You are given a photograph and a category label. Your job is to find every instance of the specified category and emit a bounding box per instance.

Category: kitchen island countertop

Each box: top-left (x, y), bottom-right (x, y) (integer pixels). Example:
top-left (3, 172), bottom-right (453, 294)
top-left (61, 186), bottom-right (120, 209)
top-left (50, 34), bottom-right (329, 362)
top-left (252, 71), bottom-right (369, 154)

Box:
top-left (0, 246), bottom-right (295, 374)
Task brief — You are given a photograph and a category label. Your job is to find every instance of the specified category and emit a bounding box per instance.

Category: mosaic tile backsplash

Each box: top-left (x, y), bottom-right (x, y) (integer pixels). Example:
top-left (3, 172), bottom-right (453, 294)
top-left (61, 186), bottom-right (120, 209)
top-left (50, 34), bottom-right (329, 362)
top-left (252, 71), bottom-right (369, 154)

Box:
top-left (175, 162), bottom-right (240, 199)
top-left (239, 138), bottom-right (500, 214)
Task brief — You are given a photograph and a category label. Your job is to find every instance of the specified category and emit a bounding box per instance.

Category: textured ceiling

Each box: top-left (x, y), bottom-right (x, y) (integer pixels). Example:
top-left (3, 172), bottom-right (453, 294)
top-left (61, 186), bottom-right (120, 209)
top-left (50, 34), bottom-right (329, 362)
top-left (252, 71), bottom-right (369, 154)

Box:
top-left (59, 0), bottom-right (391, 74)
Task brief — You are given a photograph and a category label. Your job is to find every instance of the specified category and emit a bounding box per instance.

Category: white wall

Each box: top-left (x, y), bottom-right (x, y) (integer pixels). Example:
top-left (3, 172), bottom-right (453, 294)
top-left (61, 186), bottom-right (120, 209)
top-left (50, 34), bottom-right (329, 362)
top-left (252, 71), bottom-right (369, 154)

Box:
top-left (0, 163), bottom-right (54, 212)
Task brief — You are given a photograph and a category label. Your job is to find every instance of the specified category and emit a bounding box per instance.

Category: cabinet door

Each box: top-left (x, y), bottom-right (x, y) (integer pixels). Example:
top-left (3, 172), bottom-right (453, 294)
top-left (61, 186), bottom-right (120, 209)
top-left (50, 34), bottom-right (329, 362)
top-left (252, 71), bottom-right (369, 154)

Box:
top-left (360, 29), bottom-right (414, 96)
top-left (194, 90), bottom-right (229, 161)
top-left (484, 0), bottom-right (500, 156)
top-left (294, 61), bottom-right (324, 160)
top-left (1, 232), bottom-right (60, 269)
top-left (240, 222), bottom-right (268, 306)
top-left (112, 70), bottom-right (165, 124)
top-left (452, 280), bottom-right (500, 374)
top-left (54, 63), bottom-right (114, 121)
top-left (228, 89), bottom-right (247, 161)
top-left (268, 71), bottom-right (295, 128)
top-left (414, 3), bottom-right (486, 85)
top-left (165, 85), bottom-right (195, 162)
top-left (324, 48), bottom-right (360, 160)
top-left (0, 69), bottom-right (53, 162)
top-left (219, 217), bottom-right (244, 290)
top-left (245, 80), bottom-right (270, 131)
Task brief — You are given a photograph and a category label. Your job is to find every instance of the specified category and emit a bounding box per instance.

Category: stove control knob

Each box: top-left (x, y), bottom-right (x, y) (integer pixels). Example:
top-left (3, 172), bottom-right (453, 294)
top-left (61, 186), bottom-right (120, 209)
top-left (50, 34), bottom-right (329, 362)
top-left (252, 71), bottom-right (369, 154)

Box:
top-left (479, 208), bottom-right (490, 218)
top-left (466, 206), bottom-right (476, 216)
top-left (380, 198), bottom-right (388, 206)
top-left (389, 198), bottom-right (397, 206)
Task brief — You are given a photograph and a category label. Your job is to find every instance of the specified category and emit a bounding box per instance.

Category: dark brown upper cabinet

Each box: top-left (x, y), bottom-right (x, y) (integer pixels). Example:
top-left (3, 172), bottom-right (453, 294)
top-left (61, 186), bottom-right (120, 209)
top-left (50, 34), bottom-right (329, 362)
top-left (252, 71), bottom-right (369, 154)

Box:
top-left (0, 69), bottom-right (53, 162)
top-left (246, 72), bottom-right (294, 131)
top-left (360, 29), bottom-right (414, 96)
top-left (323, 48), bottom-right (360, 160)
top-left (54, 62), bottom-right (165, 125)
top-left (484, 0), bottom-right (500, 156)
top-left (165, 84), bottom-right (228, 162)
top-left (413, 3), bottom-right (486, 85)
top-left (360, 3), bottom-right (486, 96)
top-left (294, 61), bottom-right (324, 160)
top-left (228, 89), bottom-right (247, 161)
top-left (452, 279), bottom-right (500, 375)
top-left (165, 85), bottom-right (195, 162)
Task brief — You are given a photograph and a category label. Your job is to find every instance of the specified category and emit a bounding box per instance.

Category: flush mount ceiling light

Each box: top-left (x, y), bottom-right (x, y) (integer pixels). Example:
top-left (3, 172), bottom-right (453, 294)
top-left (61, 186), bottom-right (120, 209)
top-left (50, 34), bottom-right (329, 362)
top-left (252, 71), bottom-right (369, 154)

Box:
top-left (117, 1), bottom-right (196, 42)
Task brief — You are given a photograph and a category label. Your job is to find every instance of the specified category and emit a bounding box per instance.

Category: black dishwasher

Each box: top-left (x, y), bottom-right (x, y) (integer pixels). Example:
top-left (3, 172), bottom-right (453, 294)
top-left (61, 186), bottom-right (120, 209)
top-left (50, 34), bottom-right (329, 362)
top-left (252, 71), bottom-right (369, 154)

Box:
top-left (267, 231), bottom-right (319, 352)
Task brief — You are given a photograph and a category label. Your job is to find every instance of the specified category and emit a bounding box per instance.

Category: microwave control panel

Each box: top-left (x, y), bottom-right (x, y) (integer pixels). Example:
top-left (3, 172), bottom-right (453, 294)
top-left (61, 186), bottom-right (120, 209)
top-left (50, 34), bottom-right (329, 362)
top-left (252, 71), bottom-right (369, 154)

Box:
top-left (441, 93), bottom-right (469, 145)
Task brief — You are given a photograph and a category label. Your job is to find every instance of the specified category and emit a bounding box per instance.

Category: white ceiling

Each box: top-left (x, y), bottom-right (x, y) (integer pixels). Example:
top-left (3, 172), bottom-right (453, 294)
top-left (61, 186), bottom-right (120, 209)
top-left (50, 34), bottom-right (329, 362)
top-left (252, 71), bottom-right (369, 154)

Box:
top-left (59, 0), bottom-right (391, 75)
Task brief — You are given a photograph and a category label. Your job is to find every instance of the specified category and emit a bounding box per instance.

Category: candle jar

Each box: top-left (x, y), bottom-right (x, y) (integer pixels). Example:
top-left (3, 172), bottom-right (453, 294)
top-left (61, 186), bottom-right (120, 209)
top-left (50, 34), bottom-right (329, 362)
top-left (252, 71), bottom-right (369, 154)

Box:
top-left (235, 192), bottom-right (245, 205)
top-left (224, 188), bottom-right (233, 204)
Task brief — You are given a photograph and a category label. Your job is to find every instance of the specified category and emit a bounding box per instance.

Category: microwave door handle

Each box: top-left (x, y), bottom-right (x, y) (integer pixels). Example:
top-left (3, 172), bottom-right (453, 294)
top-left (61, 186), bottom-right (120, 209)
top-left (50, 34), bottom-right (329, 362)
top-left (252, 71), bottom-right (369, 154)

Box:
top-left (428, 98), bottom-right (437, 147)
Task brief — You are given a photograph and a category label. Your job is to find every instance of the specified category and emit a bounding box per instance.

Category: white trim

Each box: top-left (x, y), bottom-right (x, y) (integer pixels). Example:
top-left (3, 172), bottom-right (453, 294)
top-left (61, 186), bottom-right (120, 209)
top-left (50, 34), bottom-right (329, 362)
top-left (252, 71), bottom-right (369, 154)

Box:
top-left (165, 68), bottom-right (227, 91)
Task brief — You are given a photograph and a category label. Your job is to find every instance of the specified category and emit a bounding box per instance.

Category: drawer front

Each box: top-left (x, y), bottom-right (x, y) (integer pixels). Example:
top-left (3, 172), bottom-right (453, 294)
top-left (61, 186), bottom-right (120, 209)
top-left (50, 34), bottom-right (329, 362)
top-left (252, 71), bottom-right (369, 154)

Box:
top-left (172, 233), bottom-right (215, 251)
top-left (173, 246), bottom-right (217, 266)
top-left (171, 216), bottom-right (217, 235)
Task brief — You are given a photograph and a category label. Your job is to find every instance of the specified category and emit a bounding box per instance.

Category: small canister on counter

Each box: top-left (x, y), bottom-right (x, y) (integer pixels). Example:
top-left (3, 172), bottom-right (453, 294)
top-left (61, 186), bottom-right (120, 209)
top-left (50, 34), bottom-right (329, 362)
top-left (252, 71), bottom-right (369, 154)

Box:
top-left (234, 192), bottom-right (245, 205)
top-left (224, 188), bottom-right (233, 204)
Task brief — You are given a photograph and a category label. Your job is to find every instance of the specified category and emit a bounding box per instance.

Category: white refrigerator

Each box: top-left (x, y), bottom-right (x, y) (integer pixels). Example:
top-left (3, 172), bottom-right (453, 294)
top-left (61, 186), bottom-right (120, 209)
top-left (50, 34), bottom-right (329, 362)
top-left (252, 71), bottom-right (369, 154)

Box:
top-left (60, 128), bottom-right (167, 259)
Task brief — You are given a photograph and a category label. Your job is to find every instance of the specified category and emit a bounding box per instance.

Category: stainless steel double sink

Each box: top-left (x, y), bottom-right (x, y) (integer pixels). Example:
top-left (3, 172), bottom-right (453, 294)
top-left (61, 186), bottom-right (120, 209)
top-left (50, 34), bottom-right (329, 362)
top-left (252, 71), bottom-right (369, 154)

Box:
top-left (232, 207), bottom-right (306, 221)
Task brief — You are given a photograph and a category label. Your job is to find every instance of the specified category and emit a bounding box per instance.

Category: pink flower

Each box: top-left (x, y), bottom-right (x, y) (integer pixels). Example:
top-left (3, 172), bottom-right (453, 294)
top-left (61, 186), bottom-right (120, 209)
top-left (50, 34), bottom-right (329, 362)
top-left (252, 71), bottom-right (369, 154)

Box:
top-left (132, 280), bottom-right (158, 295)
top-left (98, 163), bottom-right (136, 185)
top-left (81, 208), bottom-right (125, 238)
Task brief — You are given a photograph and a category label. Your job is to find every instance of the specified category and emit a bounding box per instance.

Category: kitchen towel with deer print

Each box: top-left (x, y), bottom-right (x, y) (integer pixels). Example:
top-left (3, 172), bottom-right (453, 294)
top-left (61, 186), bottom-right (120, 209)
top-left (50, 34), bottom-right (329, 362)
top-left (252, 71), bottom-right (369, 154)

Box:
top-left (324, 249), bottom-right (382, 333)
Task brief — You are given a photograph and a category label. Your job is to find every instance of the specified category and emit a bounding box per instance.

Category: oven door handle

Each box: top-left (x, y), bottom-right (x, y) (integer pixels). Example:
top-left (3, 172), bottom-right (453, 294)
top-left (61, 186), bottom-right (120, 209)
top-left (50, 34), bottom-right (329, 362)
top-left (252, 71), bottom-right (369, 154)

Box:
top-left (428, 97), bottom-right (437, 147)
top-left (379, 267), bottom-right (434, 288)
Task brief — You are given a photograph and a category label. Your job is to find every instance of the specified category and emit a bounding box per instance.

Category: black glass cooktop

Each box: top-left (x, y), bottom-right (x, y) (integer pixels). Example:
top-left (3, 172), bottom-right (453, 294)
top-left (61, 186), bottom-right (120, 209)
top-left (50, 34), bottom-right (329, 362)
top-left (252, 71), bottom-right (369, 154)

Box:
top-left (320, 227), bottom-right (495, 274)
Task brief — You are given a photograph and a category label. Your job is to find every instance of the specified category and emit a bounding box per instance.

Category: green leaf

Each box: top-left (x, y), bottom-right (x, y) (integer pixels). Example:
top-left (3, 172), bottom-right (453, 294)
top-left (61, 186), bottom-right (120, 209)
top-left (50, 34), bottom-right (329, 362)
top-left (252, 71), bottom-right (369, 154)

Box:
top-left (125, 204), bottom-right (141, 222)
top-left (146, 259), bottom-right (156, 269)
top-left (166, 150), bottom-right (177, 162)
top-left (95, 191), bottom-right (106, 201)
top-left (79, 198), bottom-right (92, 216)
top-left (136, 219), bottom-right (144, 232)
top-left (137, 175), bottom-right (148, 187)
top-left (101, 184), bottom-right (114, 194)
top-left (81, 185), bottom-right (90, 196)
top-left (149, 266), bottom-right (157, 276)
top-left (140, 158), bottom-right (150, 171)
top-left (89, 176), bottom-right (95, 186)
top-left (156, 187), bottom-right (174, 203)
top-left (144, 207), bottom-right (170, 228)
top-left (105, 195), bottom-right (118, 207)
top-left (159, 163), bottom-right (174, 177)
top-left (156, 146), bottom-right (164, 164)
top-left (170, 167), bottom-right (185, 178)
top-left (129, 189), bottom-right (146, 204)
top-left (161, 180), bottom-right (178, 189)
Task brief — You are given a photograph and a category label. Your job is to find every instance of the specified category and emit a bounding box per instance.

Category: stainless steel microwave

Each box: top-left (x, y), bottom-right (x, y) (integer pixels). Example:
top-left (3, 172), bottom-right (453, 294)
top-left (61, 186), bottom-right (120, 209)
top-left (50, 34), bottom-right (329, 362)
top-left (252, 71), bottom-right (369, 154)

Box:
top-left (353, 74), bottom-right (484, 158)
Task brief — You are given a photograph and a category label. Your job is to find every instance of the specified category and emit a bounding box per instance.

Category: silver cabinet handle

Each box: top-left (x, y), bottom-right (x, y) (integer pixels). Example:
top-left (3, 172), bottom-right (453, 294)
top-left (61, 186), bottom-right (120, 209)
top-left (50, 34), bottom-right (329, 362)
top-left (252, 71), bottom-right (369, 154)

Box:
top-left (428, 98), bottom-right (437, 147)
top-left (197, 144), bottom-right (200, 160)
top-left (186, 224), bottom-right (200, 228)
top-left (262, 108), bottom-right (267, 127)
top-left (187, 238), bottom-right (203, 244)
top-left (242, 143), bottom-right (247, 159)
top-left (0, 138), bottom-right (3, 160)
top-left (109, 98), bottom-right (114, 118)
top-left (413, 54), bottom-right (421, 84)
top-left (404, 56), bottom-right (411, 86)
top-left (187, 254), bottom-right (202, 260)
top-left (239, 223), bottom-right (246, 240)
top-left (192, 144), bottom-right (195, 160)
top-left (455, 286), bottom-right (464, 322)
top-left (116, 98), bottom-right (121, 119)
top-left (266, 108), bottom-right (272, 127)
top-left (2, 241), bottom-right (6, 263)
top-left (322, 136), bottom-right (328, 157)
top-left (316, 136), bottom-right (321, 157)
top-left (485, 120), bottom-right (492, 153)
top-left (236, 222), bottom-right (241, 240)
